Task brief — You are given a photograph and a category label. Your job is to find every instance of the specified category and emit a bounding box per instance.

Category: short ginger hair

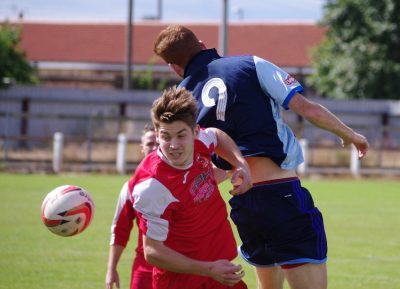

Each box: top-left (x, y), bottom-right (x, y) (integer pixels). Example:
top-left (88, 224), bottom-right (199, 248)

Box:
top-left (153, 25), bottom-right (203, 68)
top-left (151, 86), bottom-right (198, 130)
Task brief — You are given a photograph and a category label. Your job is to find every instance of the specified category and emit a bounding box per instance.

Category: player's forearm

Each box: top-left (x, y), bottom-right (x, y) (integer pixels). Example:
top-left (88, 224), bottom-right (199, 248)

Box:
top-left (212, 165), bottom-right (228, 184)
top-left (144, 238), bottom-right (212, 276)
top-left (213, 128), bottom-right (248, 170)
top-left (290, 94), bottom-right (356, 142)
top-left (212, 128), bottom-right (252, 194)
top-left (107, 245), bottom-right (125, 270)
top-left (304, 103), bottom-right (356, 141)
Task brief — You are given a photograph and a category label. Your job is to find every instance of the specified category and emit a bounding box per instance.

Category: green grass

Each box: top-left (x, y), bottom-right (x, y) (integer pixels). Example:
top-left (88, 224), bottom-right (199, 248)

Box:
top-left (303, 179), bottom-right (400, 289)
top-left (0, 173), bottom-right (399, 289)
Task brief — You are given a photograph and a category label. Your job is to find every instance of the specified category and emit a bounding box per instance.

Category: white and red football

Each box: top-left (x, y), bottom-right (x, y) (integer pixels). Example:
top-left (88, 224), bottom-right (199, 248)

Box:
top-left (41, 185), bottom-right (95, 237)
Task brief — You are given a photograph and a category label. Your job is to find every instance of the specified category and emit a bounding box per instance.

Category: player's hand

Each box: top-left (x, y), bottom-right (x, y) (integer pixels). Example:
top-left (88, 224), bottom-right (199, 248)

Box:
top-left (341, 132), bottom-right (369, 159)
top-left (207, 259), bottom-right (245, 286)
top-left (105, 268), bottom-right (120, 289)
top-left (229, 164), bottom-right (252, 195)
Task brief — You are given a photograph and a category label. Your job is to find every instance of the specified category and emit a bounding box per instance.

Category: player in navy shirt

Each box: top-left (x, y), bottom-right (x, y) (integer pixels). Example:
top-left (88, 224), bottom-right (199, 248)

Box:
top-left (153, 25), bottom-right (369, 289)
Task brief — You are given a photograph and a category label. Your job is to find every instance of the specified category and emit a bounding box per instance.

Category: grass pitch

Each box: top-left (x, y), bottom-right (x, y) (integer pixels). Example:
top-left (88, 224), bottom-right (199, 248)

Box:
top-left (0, 173), bottom-right (399, 289)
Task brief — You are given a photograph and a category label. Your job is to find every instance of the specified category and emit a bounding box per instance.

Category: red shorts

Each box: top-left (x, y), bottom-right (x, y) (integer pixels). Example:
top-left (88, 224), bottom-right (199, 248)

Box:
top-left (199, 279), bottom-right (247, 289)
top-left (152, 270), bottom-right (247, 289)
top-left (130, 272), bottom-right (152, 289)
top-left (130, 254), bottom-right (153, 289)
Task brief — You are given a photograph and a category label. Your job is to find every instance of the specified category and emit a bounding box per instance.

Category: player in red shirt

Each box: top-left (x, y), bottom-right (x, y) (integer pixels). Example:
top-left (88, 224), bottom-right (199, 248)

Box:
top-left (106, 124), bottom-right (157, 289)
top-left (130, 86), bottom-right (252, 289)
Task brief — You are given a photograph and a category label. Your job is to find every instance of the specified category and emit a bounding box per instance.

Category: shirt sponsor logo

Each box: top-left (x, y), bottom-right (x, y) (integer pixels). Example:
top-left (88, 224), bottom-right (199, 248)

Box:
top-left (284, 75), bottom-right (297, 86)
top-left (189, 155), bottom-right (215, 203)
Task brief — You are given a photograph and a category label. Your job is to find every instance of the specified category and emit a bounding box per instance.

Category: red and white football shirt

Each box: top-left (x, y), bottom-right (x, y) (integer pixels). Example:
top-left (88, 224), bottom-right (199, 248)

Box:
top-left (129, 128), bottom-right (238, 289)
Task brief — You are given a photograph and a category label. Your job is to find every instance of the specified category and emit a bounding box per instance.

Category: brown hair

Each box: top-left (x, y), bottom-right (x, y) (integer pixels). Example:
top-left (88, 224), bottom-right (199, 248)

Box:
top-left (151, 86), bottom-right (198, 130)
top-left (142, 122), bottom-right (155, 134)
top-left (153, 25), bottom-right (203, 68)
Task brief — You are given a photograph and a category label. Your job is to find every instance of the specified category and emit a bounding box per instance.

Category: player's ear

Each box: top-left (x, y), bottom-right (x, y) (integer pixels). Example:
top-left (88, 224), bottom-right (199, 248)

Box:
top-left (199, 40), bottom-right (207, 49)
top-left (194, 124), bottom-right (200, 138)
top-left (170, 63), bottom-right (184, 78)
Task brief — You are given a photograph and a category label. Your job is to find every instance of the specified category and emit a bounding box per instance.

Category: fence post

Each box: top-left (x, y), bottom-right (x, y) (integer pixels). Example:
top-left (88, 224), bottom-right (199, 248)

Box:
top-left (297, 139), bottom-right (308, 175)
top-left (20, 98), bottom-right (30, 148)
top-left (86, 115), bottom-right (93, 170)
top-left (350, 145), bottom-right (360, 177)
top-left (53, 132), bottom-right (64, 173)
top-left (3, 111), bottom-right (10, 163)
top-left (116, 133), bottom-right (127, 174)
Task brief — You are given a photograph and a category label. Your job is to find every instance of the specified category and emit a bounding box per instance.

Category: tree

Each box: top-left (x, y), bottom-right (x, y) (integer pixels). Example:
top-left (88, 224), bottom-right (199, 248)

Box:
top-left (307, 0), bottom-right (400, 99)
top-left (0, 22), bottom-right (37, 89)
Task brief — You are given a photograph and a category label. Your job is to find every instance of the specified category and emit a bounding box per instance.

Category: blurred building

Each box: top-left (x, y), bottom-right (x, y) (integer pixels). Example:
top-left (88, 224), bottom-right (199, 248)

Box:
top-left (3, 21), bottom-right (400, 175)
top-left (17, 21), bottom-right (325, 91)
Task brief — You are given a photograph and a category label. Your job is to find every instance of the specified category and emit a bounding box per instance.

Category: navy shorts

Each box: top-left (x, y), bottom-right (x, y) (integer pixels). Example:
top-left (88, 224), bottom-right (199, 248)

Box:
top-left (229, 177), bottom-right (327, 267)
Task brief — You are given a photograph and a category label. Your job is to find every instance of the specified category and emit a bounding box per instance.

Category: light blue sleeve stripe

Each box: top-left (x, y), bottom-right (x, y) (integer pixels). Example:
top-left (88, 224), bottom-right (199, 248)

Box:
top-left (270, 97), bottom-right (304, 170)
top-left (254, 55), bottom-right (304, 108)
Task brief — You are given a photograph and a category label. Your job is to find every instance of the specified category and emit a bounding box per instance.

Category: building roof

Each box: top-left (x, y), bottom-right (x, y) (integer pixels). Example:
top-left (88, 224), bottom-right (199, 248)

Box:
top-left (18, 21), bottom-right (325, 69)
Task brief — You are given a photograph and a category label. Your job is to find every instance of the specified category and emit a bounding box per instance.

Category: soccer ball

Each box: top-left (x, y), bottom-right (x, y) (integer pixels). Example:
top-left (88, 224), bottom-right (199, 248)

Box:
top-left (41, 185), bottom-right (95, 237)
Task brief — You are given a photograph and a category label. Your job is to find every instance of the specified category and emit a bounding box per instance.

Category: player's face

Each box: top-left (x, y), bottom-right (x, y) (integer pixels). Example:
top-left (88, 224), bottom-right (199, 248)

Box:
top-left (141, 131), bottom-right (157, 156)
top-left (156, 120), bottom-right (199, 168)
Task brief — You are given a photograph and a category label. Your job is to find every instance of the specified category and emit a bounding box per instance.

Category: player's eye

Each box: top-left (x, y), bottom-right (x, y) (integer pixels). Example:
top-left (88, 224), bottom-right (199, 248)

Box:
top-left (161, 135), bottom-right (170, 141)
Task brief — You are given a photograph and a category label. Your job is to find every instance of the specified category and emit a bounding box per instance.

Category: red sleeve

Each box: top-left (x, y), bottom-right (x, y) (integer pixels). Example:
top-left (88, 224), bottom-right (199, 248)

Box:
top-left (110, 182), bottom-right (135, 247)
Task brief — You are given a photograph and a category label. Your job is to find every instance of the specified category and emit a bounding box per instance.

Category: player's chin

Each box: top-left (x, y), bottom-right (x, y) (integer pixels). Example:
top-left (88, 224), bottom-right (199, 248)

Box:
top-left (167, 151), bottom-right (181, 160)
top-left (167, 158), bottom-right (182, 167)
top-left (168, 154), bottom-right (188, 166)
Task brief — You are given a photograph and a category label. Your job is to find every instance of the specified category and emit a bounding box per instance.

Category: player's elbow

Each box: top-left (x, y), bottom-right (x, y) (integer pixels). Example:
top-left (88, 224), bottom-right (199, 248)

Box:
top-left (143, 244), bottom-right (158, 265)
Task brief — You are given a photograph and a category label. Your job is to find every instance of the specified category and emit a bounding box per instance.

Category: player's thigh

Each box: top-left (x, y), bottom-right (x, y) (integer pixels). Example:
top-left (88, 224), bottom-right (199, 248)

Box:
top-left (255, 266), bottom-right (284, 289)
top-left (283, 263), bottom-right (327, 289)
